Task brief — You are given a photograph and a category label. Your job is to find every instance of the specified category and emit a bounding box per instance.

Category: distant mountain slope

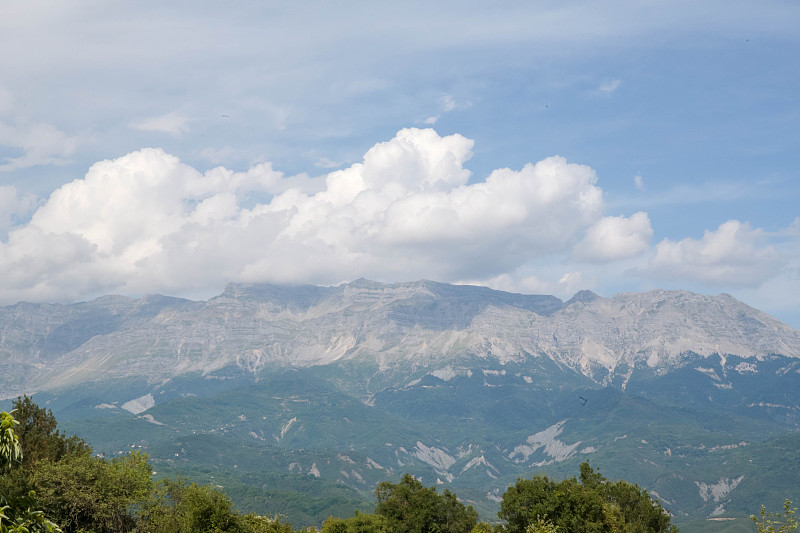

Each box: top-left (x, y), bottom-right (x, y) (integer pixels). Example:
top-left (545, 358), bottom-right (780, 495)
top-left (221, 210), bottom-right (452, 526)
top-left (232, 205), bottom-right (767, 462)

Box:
top-left (2, 280), bottom-right (799, 396)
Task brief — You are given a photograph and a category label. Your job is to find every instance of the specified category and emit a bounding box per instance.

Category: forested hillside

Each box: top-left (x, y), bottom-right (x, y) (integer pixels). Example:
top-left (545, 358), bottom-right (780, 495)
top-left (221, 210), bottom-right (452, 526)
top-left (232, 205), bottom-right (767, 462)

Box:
top-left (2, 399), bottom-right (698, 532)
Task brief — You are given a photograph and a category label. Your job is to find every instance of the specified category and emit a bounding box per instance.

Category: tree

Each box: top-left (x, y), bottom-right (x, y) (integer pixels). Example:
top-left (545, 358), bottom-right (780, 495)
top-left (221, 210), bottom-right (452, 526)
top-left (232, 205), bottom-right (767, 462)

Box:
top-left (524, 517), bottom-right (559, 533)
top-left (322, 512), bottom-right (389, 533)
top-left (469, 523), bottom-right (497, 533)
top-left (752, 500), bottom-right (798, 533)
top-left (33, 449), bottom-right (152, 533)
top-left (9, 397), bottom-right (88, 469)
top-left (1, 397), bottom-right (90, 511)
top-left (0, 410), bottom-right (61, 533)
top-left (375, 474), bottom-right (477, 533)
top-left (499, 474), bottom-right (605, 533)
top-left (4, 397), bottom-right (151, 533)
top-left (138, 477), bottom-right (293, 533)
top-left (238, 513), bottom-right (296, 533)
top-left (498, 463), bottom-right (677, 533)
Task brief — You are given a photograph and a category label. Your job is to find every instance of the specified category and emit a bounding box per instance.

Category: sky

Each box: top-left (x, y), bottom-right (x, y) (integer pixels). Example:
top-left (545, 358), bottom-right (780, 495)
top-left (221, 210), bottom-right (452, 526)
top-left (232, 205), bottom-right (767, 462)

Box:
top-left (1, 1), bottom-right (799, 328)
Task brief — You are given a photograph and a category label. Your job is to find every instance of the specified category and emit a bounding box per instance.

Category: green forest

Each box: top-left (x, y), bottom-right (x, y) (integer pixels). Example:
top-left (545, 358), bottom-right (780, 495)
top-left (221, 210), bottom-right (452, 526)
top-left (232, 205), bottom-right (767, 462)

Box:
top-left (1, 398), bottom-right (795, 533)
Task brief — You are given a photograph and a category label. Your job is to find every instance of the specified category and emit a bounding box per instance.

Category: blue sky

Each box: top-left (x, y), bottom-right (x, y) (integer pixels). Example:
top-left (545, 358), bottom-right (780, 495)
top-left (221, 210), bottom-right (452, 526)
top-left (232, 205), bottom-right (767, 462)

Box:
top-left (1, 1), bottom-right (799, 328)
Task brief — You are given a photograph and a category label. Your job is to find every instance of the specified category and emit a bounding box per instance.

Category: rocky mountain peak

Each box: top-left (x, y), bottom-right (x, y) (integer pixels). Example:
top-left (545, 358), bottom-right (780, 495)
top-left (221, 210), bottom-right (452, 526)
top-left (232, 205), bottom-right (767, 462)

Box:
top-left (566, 290), bottom-right (601, 305)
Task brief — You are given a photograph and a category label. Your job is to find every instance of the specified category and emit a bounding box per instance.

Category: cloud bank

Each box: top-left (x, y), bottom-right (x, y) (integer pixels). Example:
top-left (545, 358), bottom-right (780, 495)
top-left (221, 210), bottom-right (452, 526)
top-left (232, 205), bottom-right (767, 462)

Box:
top-left (0, 129), bottom-right (637, 303)
top-left (0, 128), bottom-right (793, 305)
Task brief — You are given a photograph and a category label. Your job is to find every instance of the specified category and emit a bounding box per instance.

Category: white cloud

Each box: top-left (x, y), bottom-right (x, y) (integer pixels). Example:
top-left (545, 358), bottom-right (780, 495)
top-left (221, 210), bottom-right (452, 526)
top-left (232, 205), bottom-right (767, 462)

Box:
top-left (422, 94), bottom-right (466, 125)
top-left (0, 121), bottom-right (79, 171)
top-left (0, 128), bottom-right (609, 303)
top-left (314, 157), bottom-right (343, 169)
top-left (598, 78), bottom-right (621, 94)
top-left (574, 212), bottom-right (652, 262)
top-left (648, 220), bottom-right (784, 286)
top-left (634, 175), bottom-right (644, 191)
top-left (130, 111), bottom-right (190, 136)
top-left (479, 271), bottom-right (584, 298)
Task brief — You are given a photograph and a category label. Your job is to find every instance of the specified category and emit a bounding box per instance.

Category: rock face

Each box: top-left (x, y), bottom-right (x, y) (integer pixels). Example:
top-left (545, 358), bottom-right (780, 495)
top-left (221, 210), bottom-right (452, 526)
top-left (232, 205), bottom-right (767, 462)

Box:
top-left (2, 279), bottom-right (799, 396)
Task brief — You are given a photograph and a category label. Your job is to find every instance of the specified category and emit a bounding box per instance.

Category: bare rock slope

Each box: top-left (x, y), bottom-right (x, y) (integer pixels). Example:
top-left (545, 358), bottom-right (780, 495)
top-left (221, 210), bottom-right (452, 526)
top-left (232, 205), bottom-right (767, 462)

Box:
top-left (2, 279), bottom-right (799, 396)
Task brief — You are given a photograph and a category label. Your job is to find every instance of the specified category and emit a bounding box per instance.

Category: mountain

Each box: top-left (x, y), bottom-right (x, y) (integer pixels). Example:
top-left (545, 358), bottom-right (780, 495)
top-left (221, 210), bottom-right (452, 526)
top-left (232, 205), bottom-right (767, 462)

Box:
top-left (3, 279), bottom-right (799, 394)
top-left (2, 280), bottom-right (799, 528)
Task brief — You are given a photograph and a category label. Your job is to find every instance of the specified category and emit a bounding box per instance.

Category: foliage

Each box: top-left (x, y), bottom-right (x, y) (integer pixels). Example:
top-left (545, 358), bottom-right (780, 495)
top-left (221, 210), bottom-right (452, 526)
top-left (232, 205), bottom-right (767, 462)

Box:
top-left (33, 449), bottom-right (152, 533)
top-left (321, 512), bottom-right (389, 533)
top-left (0, 410), bottom-right (61, 533)
top-left (0, 413), bottom-right (21, 471)
top-left (375, 474), bottom-right (478, 533)
top-left (470, 523), bottom-right (498, 533)
top-left (751, 500), bottom-right (798, 533)
top-left (2, 397), bottom-right (151, 533)
top-left (139, 477), bottom-right (241, 532)
top-left (139, 477), bottom-right (294, 533)
top-left (1, 491), bottom-right (62, 533)
top-left (498, 462), bottom-right (677, 533)
top-left (238, 513), bottom-right (296, 533)
top-left (9, 397), bottom-right (88, 470)
top-left (524, 517), bottom-right (559, 533)
top-left (1, 397), bottom-right (91, 511)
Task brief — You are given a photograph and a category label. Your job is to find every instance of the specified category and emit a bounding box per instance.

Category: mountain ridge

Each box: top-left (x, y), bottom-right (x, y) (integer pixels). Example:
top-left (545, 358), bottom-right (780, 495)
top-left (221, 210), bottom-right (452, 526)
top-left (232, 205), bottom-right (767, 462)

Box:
top-left (2, 280), bottom-right (799, 398)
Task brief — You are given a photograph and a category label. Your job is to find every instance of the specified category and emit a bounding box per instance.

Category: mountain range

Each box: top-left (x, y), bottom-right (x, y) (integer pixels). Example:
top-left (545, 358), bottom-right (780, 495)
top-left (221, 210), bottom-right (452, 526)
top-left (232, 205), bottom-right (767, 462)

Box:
top-left (2, 279), bottom-right (799, 530)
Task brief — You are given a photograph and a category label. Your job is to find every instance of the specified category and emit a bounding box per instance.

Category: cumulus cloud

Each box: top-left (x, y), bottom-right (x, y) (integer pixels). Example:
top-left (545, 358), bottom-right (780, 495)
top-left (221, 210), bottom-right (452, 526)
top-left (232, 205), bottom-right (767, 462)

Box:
top-left (573, 212), bottom-right (652, 262)
top-left (130, 111), bottom-right (190, 136)
top-left (648, 220), bottom-right (784, 286)
top-left (0, 128), bottom-right (612, 304)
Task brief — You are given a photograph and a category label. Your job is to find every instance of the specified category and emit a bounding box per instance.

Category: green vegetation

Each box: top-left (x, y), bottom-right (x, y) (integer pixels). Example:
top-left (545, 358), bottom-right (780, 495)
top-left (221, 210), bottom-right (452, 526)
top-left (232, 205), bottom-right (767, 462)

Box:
top-left (5, 396), bottom-right (797, 533)
top-left (375, 474), bottom-right (478, 533)
top-left (2, 398), bottom-right (296, 533)
top-left (321, 512), bottom-right (389, 533)
top-left (751, 500), bottom-right (798, 533)
top-left (33, 450), bottom-right (151, 532)
top-left (138, 477), bottom-right (296, 533)
top-left (1, 408), bottom-right (60, 532)
top-left (498, 463), bottom-right (678, 533)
